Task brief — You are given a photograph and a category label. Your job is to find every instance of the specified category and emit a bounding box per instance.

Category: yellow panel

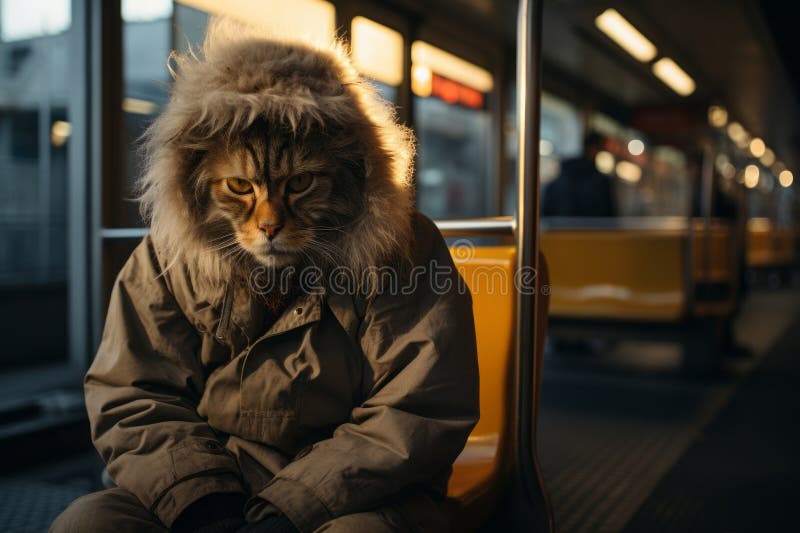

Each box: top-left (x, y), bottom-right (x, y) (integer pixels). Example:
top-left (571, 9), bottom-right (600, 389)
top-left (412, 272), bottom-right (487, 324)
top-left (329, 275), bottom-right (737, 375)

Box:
top-left (351, 17), bottom-right (404, 86)
top-left (541, 230), bottom-right (686, 321)
top-left (746, 219), bottom-right (794, 267)
top-left (447, 246), bottom-right (515, 501)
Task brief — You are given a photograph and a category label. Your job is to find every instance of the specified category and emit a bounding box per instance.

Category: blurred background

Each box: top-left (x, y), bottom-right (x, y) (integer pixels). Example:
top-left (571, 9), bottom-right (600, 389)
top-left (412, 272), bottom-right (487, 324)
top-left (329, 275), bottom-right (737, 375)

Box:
top-left (0, 0), bottom-right (798, 531)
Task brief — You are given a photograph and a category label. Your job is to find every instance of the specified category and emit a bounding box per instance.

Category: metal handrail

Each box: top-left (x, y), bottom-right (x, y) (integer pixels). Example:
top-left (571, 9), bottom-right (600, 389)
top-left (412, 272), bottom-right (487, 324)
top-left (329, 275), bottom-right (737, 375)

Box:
top-left (435, 216), bottom-right (516, 237)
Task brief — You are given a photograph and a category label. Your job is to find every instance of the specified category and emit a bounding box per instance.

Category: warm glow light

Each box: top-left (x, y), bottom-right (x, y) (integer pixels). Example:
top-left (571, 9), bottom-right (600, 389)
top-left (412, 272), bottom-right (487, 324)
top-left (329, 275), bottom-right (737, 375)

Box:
top-left (749, 137), bottom-right (766, 158)
top-left (540, 139), bottom-right (554, 156)
top-left (123, 97), bottom-right (158, 115)
top-left (721, 162), bottom-right (736, 180)
top-left (176, 0), bottom-right (336, 43)
top-left (595, 151), bottom-right (615, 175)
top-left (616, 160), bottom-right (642, 183)
top-left (627, 139), bottom-right (645, 156)
top-left (411, 41), bottom-right (493, 93)
top-left (727, 122), bottom-right (747, 143)
top-left (760, 148), bottom-right (775, 167)
top-left (779, 170), bottom-right (794, 188)
top-left (411, 65), bottom-right (432, 97)
top-left (708, 105), bottom-right (728, 128)
top-left (351, 17), bottom-right (403, 87)
top-left (50, 120), bottom-right (71, 147)
top-left (744, 164), bottom-right (760, 188)
top-left (594, 8), bottom-right (657, 62)
top-left (652, 57), bottom-right (696, 96)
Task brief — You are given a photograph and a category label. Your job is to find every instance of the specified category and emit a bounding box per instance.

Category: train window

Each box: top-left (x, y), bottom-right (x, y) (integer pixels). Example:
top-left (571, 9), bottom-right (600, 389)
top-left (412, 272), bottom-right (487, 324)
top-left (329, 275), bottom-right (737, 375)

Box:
top-left (539, 92), bottom-right (582, 187)
top-left (411, 40), bottom-right (494, 219)
top-left (532, 104), bottom-right (692, 219)
top-left (119, 0), bottom-right (174, 228)
top-left (0, 0), bottom-right (75, 372)
top-left (350, 16), bottom-right (403, 103)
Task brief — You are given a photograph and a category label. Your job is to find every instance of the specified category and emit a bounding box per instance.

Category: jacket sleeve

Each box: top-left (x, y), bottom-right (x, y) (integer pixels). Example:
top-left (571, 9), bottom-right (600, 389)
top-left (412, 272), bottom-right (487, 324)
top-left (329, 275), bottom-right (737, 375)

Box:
top-left (85, 236), bottom-right (245, 527)
top-left (256, 217), bottom-right (480, 532)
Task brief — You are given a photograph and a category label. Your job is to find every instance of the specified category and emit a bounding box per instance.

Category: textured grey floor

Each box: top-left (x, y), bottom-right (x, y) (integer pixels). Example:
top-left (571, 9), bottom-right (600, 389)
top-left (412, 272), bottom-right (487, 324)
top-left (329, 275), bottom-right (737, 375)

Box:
top-left (536, 289), bottom-right (800, 533)
top-left (0, 481), bottom-right (90, 533)
top-left (0, 453), bottom-right (103, 532)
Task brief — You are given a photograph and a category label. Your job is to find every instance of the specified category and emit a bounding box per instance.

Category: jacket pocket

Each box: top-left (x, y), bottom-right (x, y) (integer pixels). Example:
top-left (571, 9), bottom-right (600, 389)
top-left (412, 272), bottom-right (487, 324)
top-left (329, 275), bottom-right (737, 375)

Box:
top-left (237, 343), bottom-right (308, 449)
top-left (239, 346), bottom-right (301, 418)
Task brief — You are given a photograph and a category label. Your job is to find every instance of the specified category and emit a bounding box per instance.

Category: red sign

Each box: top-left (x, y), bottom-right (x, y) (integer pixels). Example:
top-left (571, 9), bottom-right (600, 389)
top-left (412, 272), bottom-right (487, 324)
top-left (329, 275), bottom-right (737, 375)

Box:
top-left (431, 73), bottom-right (485, 110)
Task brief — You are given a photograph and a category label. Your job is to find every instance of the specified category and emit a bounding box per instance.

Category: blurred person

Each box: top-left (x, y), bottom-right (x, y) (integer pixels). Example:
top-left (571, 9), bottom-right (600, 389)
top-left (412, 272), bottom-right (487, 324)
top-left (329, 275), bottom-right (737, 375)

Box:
top-left (542, 131), bottom-right (617, 217)
top-left (51, 19), bottom-right (479, 533)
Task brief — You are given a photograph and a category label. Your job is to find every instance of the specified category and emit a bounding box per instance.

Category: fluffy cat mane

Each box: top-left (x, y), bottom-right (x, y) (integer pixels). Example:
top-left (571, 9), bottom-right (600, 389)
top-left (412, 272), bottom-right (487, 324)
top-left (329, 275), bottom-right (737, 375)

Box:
top-left (137, 17), bottom-right (415, 296)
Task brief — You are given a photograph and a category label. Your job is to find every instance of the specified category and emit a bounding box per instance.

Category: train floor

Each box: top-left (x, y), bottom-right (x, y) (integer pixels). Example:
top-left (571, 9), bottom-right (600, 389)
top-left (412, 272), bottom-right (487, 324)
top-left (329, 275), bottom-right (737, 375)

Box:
top-left (0, 288), bottom-right (798, 532)
top-left (538, 288), bottom-right (800, 533)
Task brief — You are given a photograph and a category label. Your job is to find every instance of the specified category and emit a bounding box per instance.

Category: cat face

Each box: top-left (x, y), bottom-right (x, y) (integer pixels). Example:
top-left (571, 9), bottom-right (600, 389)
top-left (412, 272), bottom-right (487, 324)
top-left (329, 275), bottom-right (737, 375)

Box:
top-left (200, 123), bottom-right (366, 269)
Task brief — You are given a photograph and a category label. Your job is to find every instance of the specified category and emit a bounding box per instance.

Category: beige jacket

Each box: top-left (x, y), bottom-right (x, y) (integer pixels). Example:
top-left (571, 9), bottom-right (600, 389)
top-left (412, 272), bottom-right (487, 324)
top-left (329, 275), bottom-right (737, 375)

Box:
top-left (85, 212), bottom-right (479, 531)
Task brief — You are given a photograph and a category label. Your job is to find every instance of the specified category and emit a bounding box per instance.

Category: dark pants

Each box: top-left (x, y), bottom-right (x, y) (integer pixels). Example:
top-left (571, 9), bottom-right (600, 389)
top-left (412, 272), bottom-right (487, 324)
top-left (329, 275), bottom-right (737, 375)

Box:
top-left (50, 487), bottom-right (448, 533)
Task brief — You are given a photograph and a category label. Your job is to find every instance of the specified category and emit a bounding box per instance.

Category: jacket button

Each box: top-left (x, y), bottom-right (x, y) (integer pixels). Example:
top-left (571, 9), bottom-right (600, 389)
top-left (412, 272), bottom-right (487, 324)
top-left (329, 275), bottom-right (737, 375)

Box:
top-left (205, 441), bottom-right (222, 453)
top-left (294, 307), bottom-right (303, 315)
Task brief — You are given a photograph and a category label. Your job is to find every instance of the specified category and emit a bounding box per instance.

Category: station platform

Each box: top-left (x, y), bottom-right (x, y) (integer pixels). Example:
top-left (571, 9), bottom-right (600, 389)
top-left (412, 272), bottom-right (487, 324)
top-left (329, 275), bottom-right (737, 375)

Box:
top-left (1, 289), bottom-right (798, 532)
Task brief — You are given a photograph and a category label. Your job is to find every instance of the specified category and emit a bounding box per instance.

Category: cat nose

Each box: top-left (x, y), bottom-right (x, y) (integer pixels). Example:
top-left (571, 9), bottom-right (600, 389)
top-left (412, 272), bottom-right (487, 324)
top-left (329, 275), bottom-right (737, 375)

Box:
top-left (259, 221), bottom-right (283, 240)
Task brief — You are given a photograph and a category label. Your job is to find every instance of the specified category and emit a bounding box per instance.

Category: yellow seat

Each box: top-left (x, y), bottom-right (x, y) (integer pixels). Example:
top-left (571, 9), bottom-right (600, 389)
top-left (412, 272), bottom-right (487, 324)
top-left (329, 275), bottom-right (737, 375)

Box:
top-left (747, 218), bottom-right (795, 268)
top-left (446, 246), bottom-right (550, 529)
top-left (447, 246), bottom-right (515, 513)
top-left (541, 228), bottom-right (686, 321)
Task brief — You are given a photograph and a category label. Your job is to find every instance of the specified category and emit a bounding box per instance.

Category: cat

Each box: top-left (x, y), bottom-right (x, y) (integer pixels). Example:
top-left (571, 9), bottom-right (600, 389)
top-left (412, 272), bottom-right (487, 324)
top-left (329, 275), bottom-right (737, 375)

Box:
top-left (136, 18), bottom-right (416, 304)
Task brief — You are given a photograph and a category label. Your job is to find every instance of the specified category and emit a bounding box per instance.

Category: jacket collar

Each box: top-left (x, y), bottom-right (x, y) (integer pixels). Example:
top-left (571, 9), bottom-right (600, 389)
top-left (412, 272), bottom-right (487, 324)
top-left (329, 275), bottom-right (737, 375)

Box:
top-left (225, 283), bottom-right (324, 345)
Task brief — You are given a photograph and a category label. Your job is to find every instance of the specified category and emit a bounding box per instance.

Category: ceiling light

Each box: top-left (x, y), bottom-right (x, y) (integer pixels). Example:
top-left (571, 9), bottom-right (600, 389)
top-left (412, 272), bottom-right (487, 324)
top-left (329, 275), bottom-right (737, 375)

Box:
top-left (595, 151), bottom-right (615, 174)
top-left (616, 160), bottom-right (642, 183)
top-left (652, 58), bottom-right (695, 96)
top-left (744, 164), bottom-right (759, 188)
top-left (595, 9), bottom-right (657, 62)
top-left (726, 122), bottom-right (747, 143)
top-left (779, 170), bottom-right (794, 188)
top-left (411, 65), bottom-right (432, 97)
top-left (749, 137), bottom-right (766, 158)
top-left (721, 162), bottom-right (736, 180)
top-left (708, 105), bottom-right (728, 128)
top-left (627, 139), bottom-right (645, 156)
top-left (760, 148), bottom-right (775, 167)
top-left (50, 120), bottom-right (71, 147)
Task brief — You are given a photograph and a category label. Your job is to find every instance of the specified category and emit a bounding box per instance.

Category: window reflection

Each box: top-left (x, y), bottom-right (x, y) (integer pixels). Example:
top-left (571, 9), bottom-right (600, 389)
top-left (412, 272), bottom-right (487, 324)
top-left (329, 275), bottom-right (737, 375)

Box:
top-left (412, 41), bottom-right (492, 219)
top-left (0, 0), bottom-right (72, 370)
top-left (120, 0), bottom-right (173, 227)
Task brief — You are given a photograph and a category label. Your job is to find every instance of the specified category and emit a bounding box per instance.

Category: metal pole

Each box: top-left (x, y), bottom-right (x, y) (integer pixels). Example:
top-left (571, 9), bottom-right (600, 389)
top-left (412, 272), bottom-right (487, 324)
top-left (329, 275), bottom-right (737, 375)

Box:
top-left (513, 0), bottom-right (553, 530)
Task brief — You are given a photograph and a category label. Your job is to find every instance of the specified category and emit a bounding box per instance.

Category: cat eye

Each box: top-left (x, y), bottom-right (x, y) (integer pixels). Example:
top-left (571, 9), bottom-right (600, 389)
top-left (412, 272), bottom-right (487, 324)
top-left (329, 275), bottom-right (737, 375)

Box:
top-left (226, 178), bottom-right (254, 195)
top-left (287, 173), bottom-right (314, 193)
